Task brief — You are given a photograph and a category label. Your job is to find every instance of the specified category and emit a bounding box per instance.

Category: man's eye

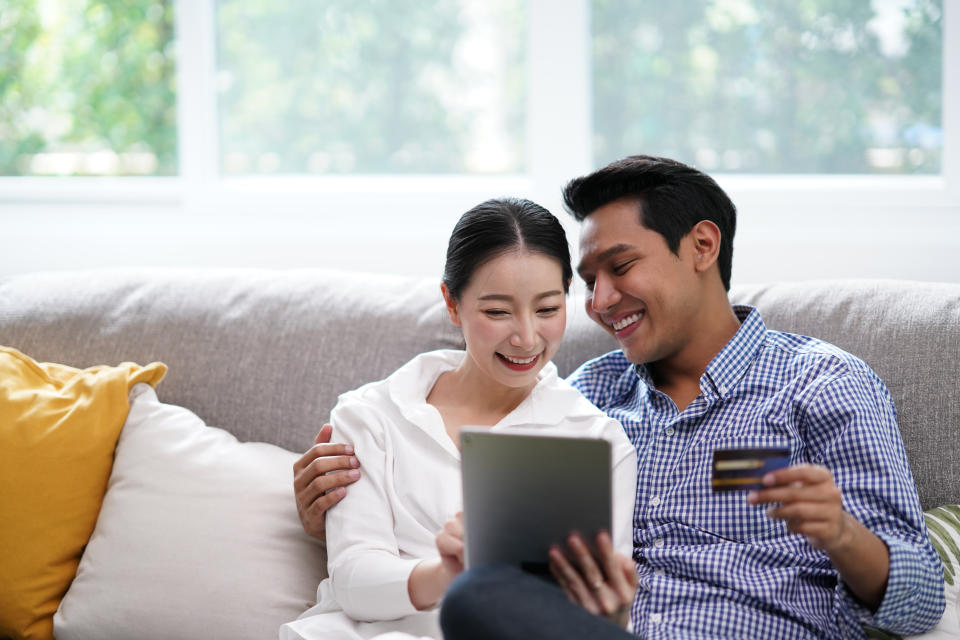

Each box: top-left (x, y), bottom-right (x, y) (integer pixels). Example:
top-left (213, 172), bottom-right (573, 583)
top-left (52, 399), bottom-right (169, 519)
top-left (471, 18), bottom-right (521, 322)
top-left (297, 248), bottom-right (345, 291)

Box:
top-left (613, 260), bottom-right (634, 275)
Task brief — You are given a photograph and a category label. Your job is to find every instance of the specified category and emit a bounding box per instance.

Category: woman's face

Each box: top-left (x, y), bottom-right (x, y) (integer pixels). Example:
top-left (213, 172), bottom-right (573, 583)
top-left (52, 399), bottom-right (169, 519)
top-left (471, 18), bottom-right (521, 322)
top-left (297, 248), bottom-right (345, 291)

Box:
top-left (444, 250), bottom-right (568, 390)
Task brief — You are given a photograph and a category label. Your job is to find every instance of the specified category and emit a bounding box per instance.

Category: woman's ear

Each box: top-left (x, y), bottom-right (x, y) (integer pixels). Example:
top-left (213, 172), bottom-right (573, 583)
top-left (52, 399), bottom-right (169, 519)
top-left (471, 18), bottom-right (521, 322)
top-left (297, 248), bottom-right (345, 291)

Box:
top-left (440, 283), bottom-right (462, 327)
top-left (691, 220), bottom-right (721, 273)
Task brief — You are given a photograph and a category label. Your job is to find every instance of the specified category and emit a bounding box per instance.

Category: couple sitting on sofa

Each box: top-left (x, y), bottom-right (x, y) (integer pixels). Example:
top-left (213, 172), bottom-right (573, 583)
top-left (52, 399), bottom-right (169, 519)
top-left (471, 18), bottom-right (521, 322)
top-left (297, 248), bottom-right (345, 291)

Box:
top-left (284, 155), bottom-right (944, 639)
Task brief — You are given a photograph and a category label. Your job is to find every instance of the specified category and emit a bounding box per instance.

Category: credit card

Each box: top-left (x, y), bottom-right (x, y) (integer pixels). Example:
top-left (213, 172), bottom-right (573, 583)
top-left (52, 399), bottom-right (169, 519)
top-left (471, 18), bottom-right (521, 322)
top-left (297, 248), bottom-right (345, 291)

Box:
top-left (711, 447), bottom-right (790, 492)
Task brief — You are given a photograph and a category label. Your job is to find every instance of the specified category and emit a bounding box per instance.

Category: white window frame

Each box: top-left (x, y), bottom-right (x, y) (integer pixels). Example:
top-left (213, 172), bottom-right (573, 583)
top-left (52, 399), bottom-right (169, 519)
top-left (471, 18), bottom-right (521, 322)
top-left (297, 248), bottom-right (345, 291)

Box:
top-left (1, 0), bottom-right (956, 216)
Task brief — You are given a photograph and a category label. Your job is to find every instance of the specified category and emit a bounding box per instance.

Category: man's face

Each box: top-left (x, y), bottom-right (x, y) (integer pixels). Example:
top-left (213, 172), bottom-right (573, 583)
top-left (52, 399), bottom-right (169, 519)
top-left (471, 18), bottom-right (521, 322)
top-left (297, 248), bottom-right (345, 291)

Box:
top-left (577, 197), bottom-right (701, 366)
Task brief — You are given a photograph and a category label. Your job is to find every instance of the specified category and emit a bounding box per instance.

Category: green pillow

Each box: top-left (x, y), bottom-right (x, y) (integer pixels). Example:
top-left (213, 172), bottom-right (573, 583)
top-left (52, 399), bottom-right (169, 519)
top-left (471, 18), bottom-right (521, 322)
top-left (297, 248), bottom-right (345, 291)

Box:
top-left (865, 504), bottom-right (960, 640)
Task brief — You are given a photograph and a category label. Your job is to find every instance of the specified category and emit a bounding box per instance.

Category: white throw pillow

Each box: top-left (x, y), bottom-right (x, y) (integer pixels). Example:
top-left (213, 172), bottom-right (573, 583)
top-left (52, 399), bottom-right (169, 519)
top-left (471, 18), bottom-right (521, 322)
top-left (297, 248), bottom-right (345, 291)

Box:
top-left (54, 384), bottom-right (327, 640)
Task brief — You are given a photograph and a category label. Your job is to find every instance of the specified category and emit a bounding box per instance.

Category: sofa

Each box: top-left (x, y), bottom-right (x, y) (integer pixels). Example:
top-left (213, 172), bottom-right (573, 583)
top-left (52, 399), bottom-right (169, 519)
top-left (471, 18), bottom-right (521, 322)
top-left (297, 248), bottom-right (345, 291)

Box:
top-left (1, 269), bottom-right (958, 640)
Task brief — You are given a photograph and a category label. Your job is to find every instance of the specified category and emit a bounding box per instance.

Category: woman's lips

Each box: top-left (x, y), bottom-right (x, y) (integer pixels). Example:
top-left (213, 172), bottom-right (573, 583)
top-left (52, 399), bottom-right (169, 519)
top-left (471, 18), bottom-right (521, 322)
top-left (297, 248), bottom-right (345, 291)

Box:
top-left (496, 352), bottom-right (540, 371)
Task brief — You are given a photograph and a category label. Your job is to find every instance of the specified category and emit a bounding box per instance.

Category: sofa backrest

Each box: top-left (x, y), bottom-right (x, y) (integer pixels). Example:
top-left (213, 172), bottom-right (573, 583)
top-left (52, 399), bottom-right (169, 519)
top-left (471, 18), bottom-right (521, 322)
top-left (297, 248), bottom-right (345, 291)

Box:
top-left (1, 270), bottom-right (957, 508)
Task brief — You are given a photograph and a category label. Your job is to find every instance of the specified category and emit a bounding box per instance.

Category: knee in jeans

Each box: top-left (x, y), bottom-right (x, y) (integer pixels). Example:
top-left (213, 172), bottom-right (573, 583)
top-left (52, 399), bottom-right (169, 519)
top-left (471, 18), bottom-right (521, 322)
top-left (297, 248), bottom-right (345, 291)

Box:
top-left (441, 565), bottom-right (520, 631)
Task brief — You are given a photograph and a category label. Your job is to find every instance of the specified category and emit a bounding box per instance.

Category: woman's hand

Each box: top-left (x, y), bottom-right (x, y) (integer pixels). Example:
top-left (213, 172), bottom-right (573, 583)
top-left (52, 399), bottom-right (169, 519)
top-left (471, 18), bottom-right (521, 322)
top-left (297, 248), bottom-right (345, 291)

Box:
top-left (409, 513), bottom-right (467, 610)
top-left (436, 512), bottom-right (466, 576)
top-left (548, 530), bottom-right (636, 628)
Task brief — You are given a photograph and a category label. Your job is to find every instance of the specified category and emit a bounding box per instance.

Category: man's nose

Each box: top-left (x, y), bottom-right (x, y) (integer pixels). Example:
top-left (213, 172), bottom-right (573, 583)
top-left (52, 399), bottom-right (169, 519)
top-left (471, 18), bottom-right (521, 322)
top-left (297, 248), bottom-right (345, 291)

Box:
top-left (590, 272), bottom-right (621, 313)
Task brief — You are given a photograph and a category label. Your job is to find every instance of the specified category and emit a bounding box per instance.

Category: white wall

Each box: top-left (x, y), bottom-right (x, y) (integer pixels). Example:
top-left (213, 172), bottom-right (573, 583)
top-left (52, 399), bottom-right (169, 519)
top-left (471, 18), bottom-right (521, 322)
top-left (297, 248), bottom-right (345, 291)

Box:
top-left (4, 186), bottom-right (958, 286)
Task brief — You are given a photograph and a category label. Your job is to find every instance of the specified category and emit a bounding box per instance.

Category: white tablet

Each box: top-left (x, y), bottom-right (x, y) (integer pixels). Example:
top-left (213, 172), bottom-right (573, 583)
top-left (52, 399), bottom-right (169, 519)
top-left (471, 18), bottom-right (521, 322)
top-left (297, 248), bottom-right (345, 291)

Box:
top-left (459, 428), bottom-right (612, 577)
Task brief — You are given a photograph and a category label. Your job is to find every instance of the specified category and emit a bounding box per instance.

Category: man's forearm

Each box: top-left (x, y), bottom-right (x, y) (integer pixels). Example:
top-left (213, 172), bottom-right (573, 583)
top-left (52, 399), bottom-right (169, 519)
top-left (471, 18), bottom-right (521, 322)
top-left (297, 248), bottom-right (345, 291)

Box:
top-left (825, 513), bottom-right (890, 610)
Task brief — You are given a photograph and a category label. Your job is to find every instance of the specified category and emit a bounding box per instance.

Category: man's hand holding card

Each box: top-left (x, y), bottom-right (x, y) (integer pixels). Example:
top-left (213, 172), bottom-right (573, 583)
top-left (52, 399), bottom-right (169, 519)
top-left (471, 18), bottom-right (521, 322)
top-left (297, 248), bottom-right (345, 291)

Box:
top-left (712, 449), bottom-right (890, 610)
top-left (746, 463), bottom-right (852, 553)
top-left (712, 448), bottom-right (850, 552)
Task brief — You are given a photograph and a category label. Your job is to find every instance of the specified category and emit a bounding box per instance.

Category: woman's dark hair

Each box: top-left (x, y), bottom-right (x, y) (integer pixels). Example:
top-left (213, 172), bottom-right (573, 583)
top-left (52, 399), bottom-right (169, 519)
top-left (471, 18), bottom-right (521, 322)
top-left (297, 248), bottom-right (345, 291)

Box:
top-left (442, 197), bottom-right (572, 301)
top-left (562, 155), bottom-right (737, 291)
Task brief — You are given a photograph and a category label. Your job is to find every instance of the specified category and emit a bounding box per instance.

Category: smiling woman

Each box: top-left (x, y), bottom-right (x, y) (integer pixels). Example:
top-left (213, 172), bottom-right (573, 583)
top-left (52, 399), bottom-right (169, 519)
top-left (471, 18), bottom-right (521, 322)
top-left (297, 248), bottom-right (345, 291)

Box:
top-left (279, 197), bottom-right (638, 640)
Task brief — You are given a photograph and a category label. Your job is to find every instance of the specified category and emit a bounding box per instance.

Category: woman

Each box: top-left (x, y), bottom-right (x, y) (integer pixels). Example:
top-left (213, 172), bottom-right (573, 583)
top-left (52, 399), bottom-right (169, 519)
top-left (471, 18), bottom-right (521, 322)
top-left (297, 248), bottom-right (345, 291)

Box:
top-left (281, 198), bottom-right (637, 640)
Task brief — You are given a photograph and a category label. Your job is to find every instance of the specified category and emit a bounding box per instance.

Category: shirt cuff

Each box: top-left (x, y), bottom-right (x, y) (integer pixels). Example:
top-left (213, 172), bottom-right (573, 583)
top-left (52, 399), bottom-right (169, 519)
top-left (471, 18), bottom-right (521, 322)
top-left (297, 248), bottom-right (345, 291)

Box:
top-left (838, 531), bottom-right (944, 633)
top-left (331, 556), bottom-right (424, 621)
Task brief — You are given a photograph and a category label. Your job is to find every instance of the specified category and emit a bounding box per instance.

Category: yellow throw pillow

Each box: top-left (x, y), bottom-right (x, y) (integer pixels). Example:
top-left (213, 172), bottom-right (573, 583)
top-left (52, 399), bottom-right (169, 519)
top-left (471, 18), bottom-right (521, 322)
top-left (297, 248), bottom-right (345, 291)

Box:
top-left (0, 346), bottom-right (167, 640)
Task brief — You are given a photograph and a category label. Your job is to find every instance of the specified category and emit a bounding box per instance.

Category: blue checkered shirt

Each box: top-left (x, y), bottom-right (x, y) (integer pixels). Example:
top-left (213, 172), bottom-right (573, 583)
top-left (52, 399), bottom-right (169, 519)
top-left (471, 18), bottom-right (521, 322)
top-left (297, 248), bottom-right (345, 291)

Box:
top-left (568, 306), bottom-right (944, 639)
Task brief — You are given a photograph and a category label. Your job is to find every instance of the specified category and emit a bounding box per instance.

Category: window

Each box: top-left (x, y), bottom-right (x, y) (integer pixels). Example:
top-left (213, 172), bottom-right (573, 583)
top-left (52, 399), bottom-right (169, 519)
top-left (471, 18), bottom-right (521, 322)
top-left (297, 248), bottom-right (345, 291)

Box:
top-left (0, 0), bottom-right (176, 176)
top-left (1, 0), bottom-right (956, 204)
top-left (216, 0), bottom-right (526, 175)
top-left (591, 0), bottom-right (943, 175)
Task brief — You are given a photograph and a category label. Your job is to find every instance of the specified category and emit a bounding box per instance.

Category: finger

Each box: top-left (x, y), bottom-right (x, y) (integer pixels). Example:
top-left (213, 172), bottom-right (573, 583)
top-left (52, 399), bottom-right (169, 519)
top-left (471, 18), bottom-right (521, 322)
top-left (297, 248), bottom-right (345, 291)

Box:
top-left (302, 486), bottom-right (348, 526)
top-left (435, 531), bottom-right (465, 557)
top-left (548, 559), bottom-right (577, 603)
top-left (596, 532), bottom-right (633, 605)
top-left (748, 481), bottom-right (838, 506)
top-left (762, 463), bottom-right (832, 488)
top-left (620, 555), bottom-right (638, 589)
top-left (767, 501), bottom-right (839, 523)
top-left (549, 545), bottom-right (600, 614)
top-left (314, 424), bottom-right (333, 445)
top-left (294, 453), bottom-right (360, 492)
top-left (293, 441), bottom-right (355, 476)
top-left (567, 534), bottom-right (605, 591)
top-left (298, 468), bottom-right (360, 511)
top-left (444, 516), bottom-right (464, 539)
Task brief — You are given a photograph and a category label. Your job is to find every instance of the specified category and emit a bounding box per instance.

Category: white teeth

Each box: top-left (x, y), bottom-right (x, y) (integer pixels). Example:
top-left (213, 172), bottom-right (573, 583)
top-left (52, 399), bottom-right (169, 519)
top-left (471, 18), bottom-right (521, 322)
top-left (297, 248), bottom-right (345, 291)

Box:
top-left (612, 312), bottom-right (643, 331)
top-left (502, 353), bottom-right (537, 364)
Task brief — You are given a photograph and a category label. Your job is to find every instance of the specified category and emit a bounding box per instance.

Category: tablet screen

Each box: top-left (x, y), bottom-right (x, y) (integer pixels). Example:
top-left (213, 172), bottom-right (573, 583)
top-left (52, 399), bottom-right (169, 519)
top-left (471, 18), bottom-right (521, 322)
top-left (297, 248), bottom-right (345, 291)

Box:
top-left (460, 428), bottom-right (612, 576)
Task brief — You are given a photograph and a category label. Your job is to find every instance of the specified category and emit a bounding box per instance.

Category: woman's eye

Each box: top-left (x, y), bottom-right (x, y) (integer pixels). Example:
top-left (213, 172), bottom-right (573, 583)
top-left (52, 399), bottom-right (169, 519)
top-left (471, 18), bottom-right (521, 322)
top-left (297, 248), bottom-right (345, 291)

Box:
top-left (537, 306), bottom-right (560, 315)
top-left (484, 309), bottom-right (508, 317)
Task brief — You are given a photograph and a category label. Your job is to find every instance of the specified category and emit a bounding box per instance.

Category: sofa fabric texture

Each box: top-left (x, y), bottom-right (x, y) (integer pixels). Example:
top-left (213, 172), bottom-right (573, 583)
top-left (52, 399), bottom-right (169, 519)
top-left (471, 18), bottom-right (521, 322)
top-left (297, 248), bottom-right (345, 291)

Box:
top-left (0, 269), bottom-right (957, 512)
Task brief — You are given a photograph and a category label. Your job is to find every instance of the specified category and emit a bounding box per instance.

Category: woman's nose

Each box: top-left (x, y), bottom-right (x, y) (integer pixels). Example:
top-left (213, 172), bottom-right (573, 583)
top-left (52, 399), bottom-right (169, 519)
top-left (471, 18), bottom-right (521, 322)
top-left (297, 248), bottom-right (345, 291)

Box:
top-left (509, 316), bottom-right (537, 349)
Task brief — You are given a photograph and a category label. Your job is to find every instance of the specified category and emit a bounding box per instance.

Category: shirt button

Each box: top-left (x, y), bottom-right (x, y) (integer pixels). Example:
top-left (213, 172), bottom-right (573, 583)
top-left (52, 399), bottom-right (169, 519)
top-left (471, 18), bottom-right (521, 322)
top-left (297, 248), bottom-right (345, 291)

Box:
top-left (654, 537), bottom-right (664, 548)
top-left (649, 496), bottom-right (661, 507)
top-left (650, 613), bottom-right (662, 624)
top-left (664, 427), bottom-right (675, 435)
top-left (654, 569), bottom-right (665, 576)
top-left (719, 384), bottom-right (728, 394)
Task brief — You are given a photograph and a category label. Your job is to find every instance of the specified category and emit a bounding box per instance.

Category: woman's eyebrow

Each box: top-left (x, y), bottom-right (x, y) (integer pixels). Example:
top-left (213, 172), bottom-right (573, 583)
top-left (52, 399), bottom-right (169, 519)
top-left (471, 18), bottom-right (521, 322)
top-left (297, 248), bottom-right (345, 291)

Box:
top-left (477, 290), bottom-right (563, 302)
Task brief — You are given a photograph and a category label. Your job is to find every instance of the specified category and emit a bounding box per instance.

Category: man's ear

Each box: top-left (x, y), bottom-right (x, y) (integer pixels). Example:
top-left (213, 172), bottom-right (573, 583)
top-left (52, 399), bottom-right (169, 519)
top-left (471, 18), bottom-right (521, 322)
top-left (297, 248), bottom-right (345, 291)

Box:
top-left (691, 220), bottom-right (722, 274)
top-left (440, 283), bottom-right (462, 327)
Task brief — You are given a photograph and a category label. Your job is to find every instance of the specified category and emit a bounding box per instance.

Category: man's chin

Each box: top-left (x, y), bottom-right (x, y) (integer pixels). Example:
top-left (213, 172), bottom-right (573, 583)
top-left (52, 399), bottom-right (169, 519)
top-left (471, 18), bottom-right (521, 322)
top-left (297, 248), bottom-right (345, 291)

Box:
top-left (617, 342), bottom-right (648, 365)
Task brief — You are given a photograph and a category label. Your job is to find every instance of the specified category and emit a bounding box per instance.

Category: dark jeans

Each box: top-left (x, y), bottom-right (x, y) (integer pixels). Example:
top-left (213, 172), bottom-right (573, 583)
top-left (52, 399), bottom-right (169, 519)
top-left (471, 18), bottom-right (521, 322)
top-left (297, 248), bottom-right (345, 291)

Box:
top-left (440, 564), bottom-right (635, 640)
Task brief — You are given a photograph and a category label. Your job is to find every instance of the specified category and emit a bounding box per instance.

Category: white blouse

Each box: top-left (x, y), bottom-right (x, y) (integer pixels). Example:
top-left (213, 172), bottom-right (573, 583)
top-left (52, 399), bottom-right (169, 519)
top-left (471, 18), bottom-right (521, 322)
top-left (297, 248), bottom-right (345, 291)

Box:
top-left (281, 350), bottom-right (638, 640)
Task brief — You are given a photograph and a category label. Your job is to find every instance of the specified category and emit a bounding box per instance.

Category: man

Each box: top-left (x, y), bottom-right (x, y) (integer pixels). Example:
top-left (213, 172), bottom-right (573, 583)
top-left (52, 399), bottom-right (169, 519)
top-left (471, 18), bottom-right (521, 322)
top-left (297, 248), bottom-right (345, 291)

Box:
top-left (294, 156), bottom-right (944, 638)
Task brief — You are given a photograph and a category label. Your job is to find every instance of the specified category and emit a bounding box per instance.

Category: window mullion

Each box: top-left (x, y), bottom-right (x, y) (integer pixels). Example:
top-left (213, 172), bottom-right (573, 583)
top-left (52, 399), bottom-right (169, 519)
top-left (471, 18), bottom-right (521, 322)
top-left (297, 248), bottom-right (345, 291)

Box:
top-left (526, 0), bottom-right (591, 210)
top-left (943, 0), bottom-right (959, 203)
top-left (174, 0), bottom-right (220, 201)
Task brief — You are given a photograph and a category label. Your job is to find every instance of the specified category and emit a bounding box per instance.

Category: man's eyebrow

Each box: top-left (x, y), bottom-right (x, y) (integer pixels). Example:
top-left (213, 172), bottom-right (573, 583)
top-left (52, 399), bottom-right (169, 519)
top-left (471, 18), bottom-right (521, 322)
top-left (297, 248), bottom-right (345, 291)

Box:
top-left (478, 290), bottom-right (563, 302)
top-left (576, 243), bottom-right (635, 276)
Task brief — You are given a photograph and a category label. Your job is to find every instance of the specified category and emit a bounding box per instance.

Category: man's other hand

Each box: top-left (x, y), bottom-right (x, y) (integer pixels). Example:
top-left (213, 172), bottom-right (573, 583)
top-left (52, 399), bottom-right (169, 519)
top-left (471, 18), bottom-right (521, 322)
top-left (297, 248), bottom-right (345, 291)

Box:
top-left (293, 424), bottom-right (360, 542)
top-left (548, 531), bottom-right (637, 628)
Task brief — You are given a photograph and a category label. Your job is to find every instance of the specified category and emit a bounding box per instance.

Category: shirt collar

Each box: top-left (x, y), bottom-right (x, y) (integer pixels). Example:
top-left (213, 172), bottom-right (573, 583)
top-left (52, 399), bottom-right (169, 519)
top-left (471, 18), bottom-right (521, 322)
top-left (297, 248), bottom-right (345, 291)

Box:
top-left (702, 305), bottom-right (766, 399)
top-left (631, 305), bottom-right (767, 401)
top-left (388, 349), bottom-right (599, 440)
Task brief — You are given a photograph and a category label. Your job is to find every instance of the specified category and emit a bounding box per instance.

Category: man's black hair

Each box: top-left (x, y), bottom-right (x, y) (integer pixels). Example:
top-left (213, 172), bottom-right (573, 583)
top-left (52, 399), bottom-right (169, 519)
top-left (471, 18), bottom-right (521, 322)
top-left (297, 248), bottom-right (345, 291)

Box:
top-left (562, 155), bottom-right (736, 290)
